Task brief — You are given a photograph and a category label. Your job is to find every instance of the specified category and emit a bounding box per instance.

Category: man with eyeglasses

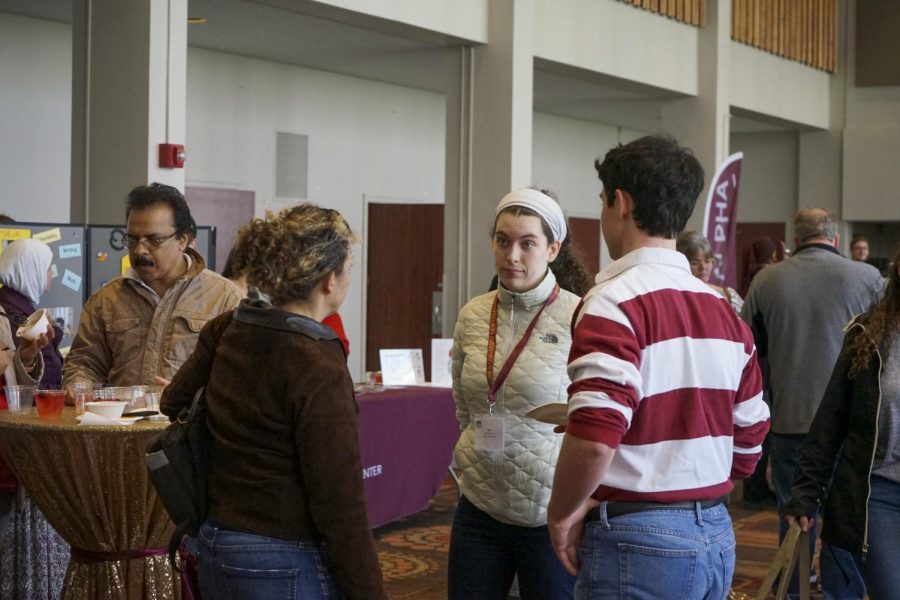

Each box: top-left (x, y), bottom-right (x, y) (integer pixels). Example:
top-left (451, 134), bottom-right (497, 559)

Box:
top-left (63, 183), bottom-right (241, 391)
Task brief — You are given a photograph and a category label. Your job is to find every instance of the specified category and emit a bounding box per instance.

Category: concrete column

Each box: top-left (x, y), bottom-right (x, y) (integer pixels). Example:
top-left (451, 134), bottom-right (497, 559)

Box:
top-left (799, 0), bottom-right (847, 225)
top-left (443, 0), bottom-right (534, 332)
top-left (660, 0), bottom-right (732, 231)
top-left (71, 0), bottom-right (187, 224)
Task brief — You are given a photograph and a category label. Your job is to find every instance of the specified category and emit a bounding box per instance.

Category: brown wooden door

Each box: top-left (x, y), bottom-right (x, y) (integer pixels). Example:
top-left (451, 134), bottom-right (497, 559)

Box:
top-left (569, 217), bottom-right (601, 276)
top-left (184, 187), bottom-right (256, 272)
top-left (366, 203), bottom-right (443, 377)
top-left (735, 221), bottom-right (786, 296)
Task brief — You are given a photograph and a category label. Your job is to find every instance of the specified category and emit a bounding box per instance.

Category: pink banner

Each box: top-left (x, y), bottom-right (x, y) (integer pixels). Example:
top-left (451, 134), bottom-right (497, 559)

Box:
top-left (701, 153), bottom-right (743, 288)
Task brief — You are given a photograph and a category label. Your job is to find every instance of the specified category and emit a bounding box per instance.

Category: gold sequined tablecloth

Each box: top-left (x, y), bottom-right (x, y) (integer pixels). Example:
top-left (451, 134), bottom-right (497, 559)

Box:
top-left (0, 408), bottom-right (181, 600)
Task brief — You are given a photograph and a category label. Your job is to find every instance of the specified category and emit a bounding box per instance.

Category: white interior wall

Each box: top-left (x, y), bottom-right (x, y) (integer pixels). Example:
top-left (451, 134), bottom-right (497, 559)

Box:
top-left (730, 131), bottom-right (798, 238)
top-left (0, 13), bottom-right (71, 222)
top-left (534, 0), bottom-right (698, 96)
top-left (729, 43), bottom-right (831, 129)
top-left (531, 112), bottom-right (647, 269)
top-left (186, 48), bottom-right (447, 380)
top-left (840, 2), bottom-right (900, 223)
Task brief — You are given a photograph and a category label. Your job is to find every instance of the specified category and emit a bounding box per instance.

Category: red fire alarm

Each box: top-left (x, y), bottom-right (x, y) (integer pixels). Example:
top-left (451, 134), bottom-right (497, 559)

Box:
top-left (159, 143), bottom-right (186, 168)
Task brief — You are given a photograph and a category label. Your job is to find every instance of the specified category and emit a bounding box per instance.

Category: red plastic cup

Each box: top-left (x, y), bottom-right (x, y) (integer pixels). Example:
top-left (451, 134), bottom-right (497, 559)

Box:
top-left (35, 389), bottom-right (66, 420)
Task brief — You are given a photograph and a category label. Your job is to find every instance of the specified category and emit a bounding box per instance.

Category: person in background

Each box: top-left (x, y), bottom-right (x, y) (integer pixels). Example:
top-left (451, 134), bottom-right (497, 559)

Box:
top-left (740, 235), bottom-right (787, 298)
top-left (0, 309), bottom-right (67, 599)
top-left (786, 248), bottom-right (900, 600)
top-left (63, 183), bottom-right (241, 391)
top-left (162, 204), bottom-right (385, 600)
top-left (676, 230), bottom-right (743, 313)
top-left (549, 135), bottom-right (769, 599)
top-left (448, 188), bottom-right (586, 600)
top-left (850, 234), bottom-right (869, 263)
top-left (741, 208), bottom-right (885, 598)
top-left (0, 239), bottom-right (63, 388)
top-left (738, 235), bottom-right (787, 508)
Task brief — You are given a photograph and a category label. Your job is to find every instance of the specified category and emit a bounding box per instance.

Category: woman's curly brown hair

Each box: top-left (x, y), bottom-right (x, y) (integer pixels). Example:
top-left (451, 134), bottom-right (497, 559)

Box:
top-left (491, 188), bottom-right (594, 297)
top-left (848, 248), bottom-right (899, 379)
top-left (232, 204), bottom-right (355, 305)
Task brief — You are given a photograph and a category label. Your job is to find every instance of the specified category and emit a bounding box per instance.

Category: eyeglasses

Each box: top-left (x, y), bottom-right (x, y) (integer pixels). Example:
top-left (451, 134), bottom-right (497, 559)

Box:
top-left (122, 232), bottom-right (179, 249)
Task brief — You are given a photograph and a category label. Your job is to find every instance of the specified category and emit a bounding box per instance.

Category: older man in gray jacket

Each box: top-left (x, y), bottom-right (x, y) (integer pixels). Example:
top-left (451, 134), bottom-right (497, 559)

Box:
top-left (741, 207), bottom-right (884, 597)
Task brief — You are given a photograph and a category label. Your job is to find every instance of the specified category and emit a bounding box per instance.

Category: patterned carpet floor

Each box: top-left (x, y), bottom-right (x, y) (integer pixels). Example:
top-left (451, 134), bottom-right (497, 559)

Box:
top-left (374, 480), bottom-right (818, 599)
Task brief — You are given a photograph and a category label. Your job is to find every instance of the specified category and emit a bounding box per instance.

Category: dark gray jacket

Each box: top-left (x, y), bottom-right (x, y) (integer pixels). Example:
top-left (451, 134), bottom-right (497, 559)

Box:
top-left (785, 318), bottom-right (882, 559)
top-left (741, 244), bottom-right (884, 433)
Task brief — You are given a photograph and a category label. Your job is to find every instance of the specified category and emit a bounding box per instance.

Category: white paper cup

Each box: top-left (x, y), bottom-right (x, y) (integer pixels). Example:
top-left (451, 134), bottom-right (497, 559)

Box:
top-left (85, 401), bottom-right (126, 420)
top-left (16, 309), bottom-right (50, 341)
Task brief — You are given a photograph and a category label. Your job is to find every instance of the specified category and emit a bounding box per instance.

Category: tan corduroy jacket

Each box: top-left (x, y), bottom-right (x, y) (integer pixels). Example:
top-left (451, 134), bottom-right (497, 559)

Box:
top-left (63, 248), bottom-right (241, 387)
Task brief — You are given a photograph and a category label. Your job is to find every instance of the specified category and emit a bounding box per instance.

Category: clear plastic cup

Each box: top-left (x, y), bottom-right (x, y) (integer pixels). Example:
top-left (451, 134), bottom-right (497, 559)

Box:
top-left (144, 392), bottom-right (160, 414)
top-left (72, 382), bottom-right (94, 416)
top-left (4, 385), bottom-right (35, 415)
top-left (35, 389), bottom-right (66, 420)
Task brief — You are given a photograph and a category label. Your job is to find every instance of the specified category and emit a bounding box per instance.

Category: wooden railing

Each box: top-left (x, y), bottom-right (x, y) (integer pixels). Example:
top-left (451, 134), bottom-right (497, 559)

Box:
top-left (732, 0), bottom-right (837, 72)
top-left (619, 0), bottom-right (837, 73)
top-left (619, 0), bottom-right (707, 27)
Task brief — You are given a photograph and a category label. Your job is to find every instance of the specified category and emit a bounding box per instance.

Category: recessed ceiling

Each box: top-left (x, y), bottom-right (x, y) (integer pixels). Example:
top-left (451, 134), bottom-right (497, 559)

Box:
top-left (0, 0), bottom-right (813, 132)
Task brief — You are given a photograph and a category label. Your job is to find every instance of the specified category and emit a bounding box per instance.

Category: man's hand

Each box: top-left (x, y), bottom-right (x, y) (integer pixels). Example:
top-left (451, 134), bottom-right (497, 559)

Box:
top-left (549, 498), bottom-right (598, 576)
top-left (153, 376), bottom-right (171, 389)
top-left (785, 514), bottom-right (815, 532)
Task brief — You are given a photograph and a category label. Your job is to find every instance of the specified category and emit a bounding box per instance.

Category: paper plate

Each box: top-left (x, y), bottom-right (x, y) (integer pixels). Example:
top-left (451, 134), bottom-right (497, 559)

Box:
top-left (525, 403), bottom-right (568, 426)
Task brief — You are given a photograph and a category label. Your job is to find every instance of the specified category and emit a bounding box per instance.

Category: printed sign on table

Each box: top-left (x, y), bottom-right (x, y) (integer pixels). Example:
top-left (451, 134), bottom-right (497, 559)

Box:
top-left (379, 349), bottom-right (425, 386)
top-left (430, 339), bottom-right (453, 387)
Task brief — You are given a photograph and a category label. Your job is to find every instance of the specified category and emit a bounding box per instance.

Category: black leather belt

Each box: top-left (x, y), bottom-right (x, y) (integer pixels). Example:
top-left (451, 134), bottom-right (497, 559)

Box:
top-left (585, 496), bottom-right (727, 521)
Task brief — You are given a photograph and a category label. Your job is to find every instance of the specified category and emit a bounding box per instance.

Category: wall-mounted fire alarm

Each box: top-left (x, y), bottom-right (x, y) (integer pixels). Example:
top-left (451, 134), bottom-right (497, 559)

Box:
top-left (159, 143), bottom-right (186, 168)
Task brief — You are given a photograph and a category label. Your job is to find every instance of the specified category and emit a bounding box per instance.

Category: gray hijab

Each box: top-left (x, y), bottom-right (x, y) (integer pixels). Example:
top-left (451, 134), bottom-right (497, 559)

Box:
top-left (0, 239), bottom-right (53, 306)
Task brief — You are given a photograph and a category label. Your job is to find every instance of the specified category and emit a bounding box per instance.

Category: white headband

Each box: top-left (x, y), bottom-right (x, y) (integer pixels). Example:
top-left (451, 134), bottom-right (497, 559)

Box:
top-left (495, 189), bottom-right (567, 243)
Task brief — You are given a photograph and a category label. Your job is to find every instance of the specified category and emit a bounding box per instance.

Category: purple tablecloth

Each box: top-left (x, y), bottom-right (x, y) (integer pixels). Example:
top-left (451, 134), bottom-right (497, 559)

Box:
top-left (357, 386), bottom-right (458, 528)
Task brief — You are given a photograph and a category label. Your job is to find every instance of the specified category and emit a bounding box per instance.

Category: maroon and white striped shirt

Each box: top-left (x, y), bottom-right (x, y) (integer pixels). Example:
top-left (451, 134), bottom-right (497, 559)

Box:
top-left (567, 247), bottom-right (770, 503)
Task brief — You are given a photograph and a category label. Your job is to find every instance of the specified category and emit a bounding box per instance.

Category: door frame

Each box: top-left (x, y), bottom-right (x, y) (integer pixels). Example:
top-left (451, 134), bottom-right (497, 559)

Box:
top-left (360, 194), bottom-right (444, 380)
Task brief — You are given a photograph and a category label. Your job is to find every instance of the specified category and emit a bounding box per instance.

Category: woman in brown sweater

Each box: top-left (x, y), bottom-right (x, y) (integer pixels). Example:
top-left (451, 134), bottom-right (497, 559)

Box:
top-left (162, 204), bottom-right (385, 600)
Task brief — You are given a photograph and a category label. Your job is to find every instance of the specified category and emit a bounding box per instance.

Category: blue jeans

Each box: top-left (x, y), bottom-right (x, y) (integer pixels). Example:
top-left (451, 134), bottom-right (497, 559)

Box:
top-left (576, 502), bottom-right (735, 600)
top-left (448, 495), bottom-right (575, 600)
top-left (851, 475), bottom-right (900, 600)
top-left (197, 521), bottom-right (342, 600)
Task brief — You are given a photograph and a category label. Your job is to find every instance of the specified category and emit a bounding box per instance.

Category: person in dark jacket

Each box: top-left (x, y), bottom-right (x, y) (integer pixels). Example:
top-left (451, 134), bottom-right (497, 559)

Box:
top-left (785, 248), bottom-right (900, 600)
top-left (0, 238), bottom-right (63, 388)
top-left (162, 204), bottom-right (385, 600)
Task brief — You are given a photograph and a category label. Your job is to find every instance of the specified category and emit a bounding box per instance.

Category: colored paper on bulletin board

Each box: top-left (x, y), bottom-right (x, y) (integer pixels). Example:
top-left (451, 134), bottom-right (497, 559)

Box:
top-left (0, 228), bottom-right (31, 241)
top-left (59, 243), bottom-right (82, 259)
top-left (33, 228), bottom-right (62, 244)
top-left (50, 264), bottom-right (59, 278)
top-left (61, 269), bottom-right (82, 293)
top-left (120, 255), bottom-right (131, 275)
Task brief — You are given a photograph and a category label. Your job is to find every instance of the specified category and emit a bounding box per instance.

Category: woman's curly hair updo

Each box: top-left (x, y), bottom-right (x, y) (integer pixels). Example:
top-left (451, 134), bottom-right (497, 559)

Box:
top-left (232, 204), bottom-right (355, 305)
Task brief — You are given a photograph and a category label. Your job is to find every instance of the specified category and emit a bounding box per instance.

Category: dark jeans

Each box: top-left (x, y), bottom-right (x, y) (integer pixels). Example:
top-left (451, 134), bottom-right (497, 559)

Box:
top-left (448, 495), bottom-right (575, 600)
top-left (771, 433), bottom-right (865, 600)
top-left (197, 521), bottom-right (342, 600)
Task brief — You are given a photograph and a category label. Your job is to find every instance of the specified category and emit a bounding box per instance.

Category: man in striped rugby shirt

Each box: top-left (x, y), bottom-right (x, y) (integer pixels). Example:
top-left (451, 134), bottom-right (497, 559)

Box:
top-left (548, 135), bottom-right (770, 600)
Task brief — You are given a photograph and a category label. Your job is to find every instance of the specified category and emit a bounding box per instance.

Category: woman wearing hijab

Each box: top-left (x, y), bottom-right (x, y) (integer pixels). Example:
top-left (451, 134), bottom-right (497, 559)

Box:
top-left (448, 188), bottom-right (586, 599)
top-left (0, 277), bottom-right (67, 600)
top-left (0, 239), bottom-right (62, 388)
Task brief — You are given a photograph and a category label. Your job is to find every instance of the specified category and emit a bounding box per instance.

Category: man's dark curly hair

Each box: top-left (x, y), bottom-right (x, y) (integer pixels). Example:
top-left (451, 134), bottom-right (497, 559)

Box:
top-left (595, 135), bottom-right (704, 238)
top-left (125, 183), bottom-right (197, 239)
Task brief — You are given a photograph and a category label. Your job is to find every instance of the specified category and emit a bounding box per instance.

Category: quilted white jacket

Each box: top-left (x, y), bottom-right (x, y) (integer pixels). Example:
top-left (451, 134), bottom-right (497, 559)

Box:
top-left (452, 270), bottom-right (580, 526)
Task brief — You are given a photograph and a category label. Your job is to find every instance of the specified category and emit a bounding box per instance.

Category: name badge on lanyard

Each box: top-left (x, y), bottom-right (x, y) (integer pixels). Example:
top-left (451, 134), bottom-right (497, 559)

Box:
top-left (478, 283), bottom-right (561, 452)
top-left (474, 415), bottom-right (506, 452)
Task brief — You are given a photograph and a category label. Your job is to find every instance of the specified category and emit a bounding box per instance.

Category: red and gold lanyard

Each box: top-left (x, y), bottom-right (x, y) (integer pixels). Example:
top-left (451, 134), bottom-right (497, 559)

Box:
top-left (485, 283), bottom-right (560, 412)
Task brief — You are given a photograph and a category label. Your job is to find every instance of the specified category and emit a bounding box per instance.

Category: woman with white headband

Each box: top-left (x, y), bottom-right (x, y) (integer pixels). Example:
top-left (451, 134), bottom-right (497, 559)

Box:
top-left (448, 188), bottom-right (588, 599)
